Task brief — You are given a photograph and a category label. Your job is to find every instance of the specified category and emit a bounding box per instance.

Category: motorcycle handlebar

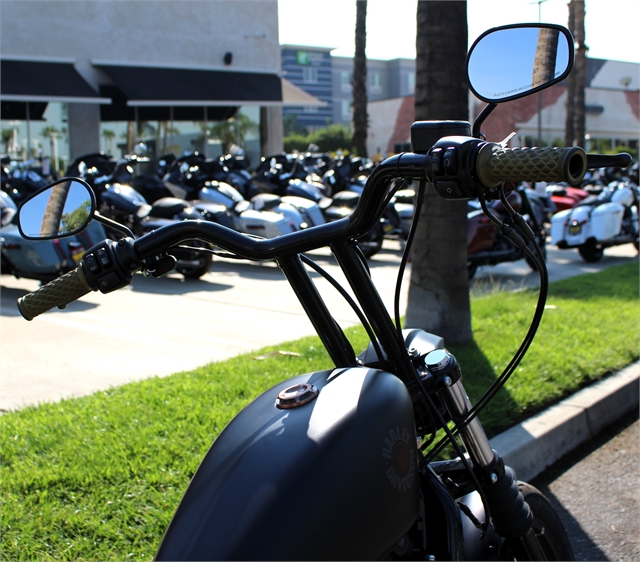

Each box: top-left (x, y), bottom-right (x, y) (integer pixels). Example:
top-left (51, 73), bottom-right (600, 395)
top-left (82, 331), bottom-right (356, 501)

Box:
top-left (16, 139), bottom-right (629, 318)
top-left (17, 266), bottom-right (93, 320)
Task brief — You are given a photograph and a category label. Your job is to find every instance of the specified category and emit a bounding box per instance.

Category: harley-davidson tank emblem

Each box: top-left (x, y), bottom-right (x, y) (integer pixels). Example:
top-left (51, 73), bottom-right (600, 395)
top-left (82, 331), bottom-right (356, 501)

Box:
top-left (382, 426), bottom-right (416, 492)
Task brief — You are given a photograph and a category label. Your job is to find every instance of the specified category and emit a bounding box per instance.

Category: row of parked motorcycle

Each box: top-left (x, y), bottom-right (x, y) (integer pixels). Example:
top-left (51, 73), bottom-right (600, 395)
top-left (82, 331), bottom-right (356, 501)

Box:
top-left (2, 149), bottom-right (638, 283)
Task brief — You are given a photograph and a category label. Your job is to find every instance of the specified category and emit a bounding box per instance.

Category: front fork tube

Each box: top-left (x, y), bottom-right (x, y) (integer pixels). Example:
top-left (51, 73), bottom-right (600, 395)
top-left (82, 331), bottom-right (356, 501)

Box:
top-left (440, 379), bottom-right (494, 467)
top-left (438, 375), bottom-right (536, 543)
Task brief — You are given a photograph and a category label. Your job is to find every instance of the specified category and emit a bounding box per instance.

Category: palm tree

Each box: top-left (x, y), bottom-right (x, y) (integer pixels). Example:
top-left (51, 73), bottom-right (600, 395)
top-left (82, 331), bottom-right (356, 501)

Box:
top-left (40, 181), bottom-right (70, 237)
top-left (532, 28), bottom-right (560, 87)
top-left (404, 0), bottom-right (471, 344)
top-left (565, 0), bottom-right (587, 147)
top-left (208, 114), bottom-right (258, 154)
top-left (2, 129), bottom-right (15, 154)
top-left (102, 129), bottom-right (116, 154)
top-left (40, 126), bottom-right (62, 174)
top-left (351, 0), bottom-right (368, 157)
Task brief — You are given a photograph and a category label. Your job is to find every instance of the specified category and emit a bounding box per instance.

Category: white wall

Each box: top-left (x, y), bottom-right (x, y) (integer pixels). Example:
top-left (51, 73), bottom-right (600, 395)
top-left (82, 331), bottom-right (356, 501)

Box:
top-left (1, 0), bottom-right (281, 161)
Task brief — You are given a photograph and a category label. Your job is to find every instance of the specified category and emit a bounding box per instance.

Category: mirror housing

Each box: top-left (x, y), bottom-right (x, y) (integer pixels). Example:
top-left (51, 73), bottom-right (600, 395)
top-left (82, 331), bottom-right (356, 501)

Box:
top-left (466, 23), bottom-right (574, 104)
top-left (17, 178), bottom-right (96, 240)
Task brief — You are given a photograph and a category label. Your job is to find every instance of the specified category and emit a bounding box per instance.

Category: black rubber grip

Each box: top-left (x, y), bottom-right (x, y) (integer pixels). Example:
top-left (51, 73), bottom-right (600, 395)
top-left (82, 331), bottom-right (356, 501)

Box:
top-left (17, 266), bottom-right (93, 321)
top-left (476, 144), bottom-right (588, 187)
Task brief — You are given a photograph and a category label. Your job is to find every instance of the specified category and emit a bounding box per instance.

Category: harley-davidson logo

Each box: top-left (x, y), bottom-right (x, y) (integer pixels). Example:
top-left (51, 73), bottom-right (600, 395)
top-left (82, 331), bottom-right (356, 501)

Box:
top-left (382, 426), bottom-right (416, 492)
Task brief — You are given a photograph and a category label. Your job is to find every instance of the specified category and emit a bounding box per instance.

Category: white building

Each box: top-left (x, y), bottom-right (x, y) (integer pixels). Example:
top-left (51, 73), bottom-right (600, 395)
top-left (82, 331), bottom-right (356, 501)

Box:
top-left (0, 0), bottom-right (318, 169)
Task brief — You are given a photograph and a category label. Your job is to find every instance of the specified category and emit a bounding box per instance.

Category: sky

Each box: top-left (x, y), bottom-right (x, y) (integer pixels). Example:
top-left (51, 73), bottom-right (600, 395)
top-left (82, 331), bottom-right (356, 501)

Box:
top-left (277, 0), bottom-right (640, 64)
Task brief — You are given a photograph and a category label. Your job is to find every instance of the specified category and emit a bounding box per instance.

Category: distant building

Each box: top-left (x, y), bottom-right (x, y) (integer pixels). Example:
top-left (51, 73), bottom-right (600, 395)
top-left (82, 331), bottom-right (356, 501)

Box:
top-left (1, 1), bottom-right (319, 168)
top-left (281, 44), bottom-right (638, 159)
top-left (281, 45), bottom-right (415, 136)
top-left (368, 58), bottom-right (639, 157)
top-left (281, 46), bottom-right (334, 132)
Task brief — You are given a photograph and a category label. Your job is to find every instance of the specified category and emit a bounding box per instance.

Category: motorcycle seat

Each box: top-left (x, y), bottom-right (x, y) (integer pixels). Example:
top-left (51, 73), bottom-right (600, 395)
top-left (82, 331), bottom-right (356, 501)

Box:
top-left (249, 193), bottom-right (283, 212)
top-left (150, 197), bottom-right (190, 219)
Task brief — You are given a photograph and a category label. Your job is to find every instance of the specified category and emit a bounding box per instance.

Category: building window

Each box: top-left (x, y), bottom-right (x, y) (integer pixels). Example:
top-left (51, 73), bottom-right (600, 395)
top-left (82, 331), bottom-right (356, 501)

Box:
top-left (370, 72), bottom-right (382, 93)
top-left (341, 71), bottom-right (352, 92)
top-left (341, 99), bottom-right (351, 120)
top-left (303, 105), bottom-right (319, 113)
top-left (407, 72), bottom-right (415, 93)
top-left (302, 66), bottom-right (318, 84)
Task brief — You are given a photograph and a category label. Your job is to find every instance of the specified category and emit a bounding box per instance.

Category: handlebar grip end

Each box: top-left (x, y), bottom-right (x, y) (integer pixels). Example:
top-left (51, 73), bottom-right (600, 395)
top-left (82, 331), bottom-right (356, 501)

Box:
top-left (558, 146), bottom-right (588, 186)
top-left (17, 266), bottom-right (93, 321)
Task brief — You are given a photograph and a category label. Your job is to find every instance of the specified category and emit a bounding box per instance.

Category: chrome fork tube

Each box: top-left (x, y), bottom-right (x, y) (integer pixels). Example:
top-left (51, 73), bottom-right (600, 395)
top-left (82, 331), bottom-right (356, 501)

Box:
top-left (424, 349), bottom-right (494, 468)
top-left (441, 379), bottom-right (494, 468)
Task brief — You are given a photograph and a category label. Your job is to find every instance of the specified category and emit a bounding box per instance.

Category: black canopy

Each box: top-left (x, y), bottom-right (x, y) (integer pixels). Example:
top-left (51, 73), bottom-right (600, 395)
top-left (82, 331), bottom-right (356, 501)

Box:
top-left (1, 59), bottom-right (110, 104)
top-left (95, 63), bottom-right (283, 107)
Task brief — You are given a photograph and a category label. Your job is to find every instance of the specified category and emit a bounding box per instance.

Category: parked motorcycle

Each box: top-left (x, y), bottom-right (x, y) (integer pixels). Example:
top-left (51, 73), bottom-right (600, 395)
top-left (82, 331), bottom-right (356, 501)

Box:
top-left (161, 153), bottom-right (318, 237)
top-left (252, 152), bottom-right (396, 256)
top-left (546, 184), bottom-right (589, 213)
top-left (1, 158), bottom-right (51, 205)
top-left (551, 175), bottom-right (639, 262)
top-left (66, 153), bottom-right (213, 279)
top-left (14, 23), bottom-right (633, 561)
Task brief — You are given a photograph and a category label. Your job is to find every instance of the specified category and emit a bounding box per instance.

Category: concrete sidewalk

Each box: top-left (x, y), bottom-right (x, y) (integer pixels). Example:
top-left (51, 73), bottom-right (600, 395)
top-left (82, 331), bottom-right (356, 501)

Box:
top-left (490, 361), bottom-right (640, 481)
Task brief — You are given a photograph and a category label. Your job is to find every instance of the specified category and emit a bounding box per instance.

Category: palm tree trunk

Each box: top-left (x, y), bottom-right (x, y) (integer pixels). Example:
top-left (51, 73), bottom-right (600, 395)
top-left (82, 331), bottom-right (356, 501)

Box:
top-left (573, 0), bottom-right (587, 147)
top-left (41, 182), bottom-right (70, 237)
top-left (351, 0), bottom-right (368, 157)
top-left (405, 0), bottom-right (471, 344)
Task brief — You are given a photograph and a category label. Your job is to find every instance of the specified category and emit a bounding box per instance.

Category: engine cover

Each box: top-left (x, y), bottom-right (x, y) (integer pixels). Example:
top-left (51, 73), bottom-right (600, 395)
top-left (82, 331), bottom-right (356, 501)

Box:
top-left (156, 367), bottom-right (419, 561)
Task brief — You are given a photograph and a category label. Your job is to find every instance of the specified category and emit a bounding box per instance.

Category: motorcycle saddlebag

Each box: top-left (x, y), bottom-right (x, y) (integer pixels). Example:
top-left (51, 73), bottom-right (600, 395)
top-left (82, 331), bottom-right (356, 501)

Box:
top-left (155, 367), bottom-right (419, 561)
top-left (591, 202), bottom-right (624, 241)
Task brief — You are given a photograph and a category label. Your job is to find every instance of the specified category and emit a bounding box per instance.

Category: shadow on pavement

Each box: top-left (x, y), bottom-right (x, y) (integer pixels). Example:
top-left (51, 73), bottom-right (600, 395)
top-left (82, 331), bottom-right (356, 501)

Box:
top-left (531, 410), bottom-right (639, 562)
top-left (129, 272), bottom-right (235, 295)
top-left (0, 284), bottom-right (99, 316)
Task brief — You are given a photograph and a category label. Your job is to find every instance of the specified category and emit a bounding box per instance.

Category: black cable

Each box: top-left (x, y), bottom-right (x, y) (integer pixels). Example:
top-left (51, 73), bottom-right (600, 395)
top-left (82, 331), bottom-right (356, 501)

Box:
top-left (424, 186), bottom-right (549, 463)
top-left (394, 179), bottom-right (426, 339)
top-left (415, 374), bottom-right (490, 531)
top-left (300, 253), bottom-right (385, 365)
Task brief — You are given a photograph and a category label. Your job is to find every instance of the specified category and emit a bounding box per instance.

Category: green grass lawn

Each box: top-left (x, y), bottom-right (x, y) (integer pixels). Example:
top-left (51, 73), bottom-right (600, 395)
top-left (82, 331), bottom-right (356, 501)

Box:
top-left (1, 262), bottom-right (638, 561)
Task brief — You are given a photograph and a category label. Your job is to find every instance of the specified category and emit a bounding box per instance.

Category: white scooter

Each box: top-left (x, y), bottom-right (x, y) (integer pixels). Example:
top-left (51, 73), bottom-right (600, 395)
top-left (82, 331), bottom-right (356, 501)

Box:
top-left (550, 177), bottom-right (639, 262)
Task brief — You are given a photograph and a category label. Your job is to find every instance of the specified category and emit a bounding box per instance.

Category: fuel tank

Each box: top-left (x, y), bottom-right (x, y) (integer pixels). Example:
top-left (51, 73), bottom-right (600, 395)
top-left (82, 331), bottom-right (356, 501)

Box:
top-left (155, 367), bottom-right (419, 561)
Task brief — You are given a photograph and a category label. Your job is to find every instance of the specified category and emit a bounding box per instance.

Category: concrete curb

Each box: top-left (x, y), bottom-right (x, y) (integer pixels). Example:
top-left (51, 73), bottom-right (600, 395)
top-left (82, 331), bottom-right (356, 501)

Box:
top-left (489, 361), bottom-right (640, 482)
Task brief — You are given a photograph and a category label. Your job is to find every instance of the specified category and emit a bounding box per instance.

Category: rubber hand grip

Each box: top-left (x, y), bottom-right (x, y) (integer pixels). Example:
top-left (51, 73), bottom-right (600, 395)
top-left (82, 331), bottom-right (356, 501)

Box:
top-left (17, 266), bottom-right (93, 321)
top-left (476, 144), bottom-right (588, 187)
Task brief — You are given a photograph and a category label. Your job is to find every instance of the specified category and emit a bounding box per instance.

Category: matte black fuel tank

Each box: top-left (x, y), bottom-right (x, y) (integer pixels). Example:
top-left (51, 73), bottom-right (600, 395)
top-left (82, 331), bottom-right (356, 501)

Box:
top-left (155, 367), bottom-right (418, 561)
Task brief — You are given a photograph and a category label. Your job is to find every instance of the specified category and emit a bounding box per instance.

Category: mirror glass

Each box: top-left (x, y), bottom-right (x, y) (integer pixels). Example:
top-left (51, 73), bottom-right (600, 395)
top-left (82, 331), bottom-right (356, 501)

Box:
top-left (18, 179), bottom-right (95, 240)
top-left (467, 24), bottom-right (572, 103)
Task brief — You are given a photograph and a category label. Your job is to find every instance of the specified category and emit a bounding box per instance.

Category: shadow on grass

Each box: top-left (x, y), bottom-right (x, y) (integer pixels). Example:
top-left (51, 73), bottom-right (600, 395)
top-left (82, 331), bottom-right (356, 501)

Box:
top-left (447, 338), bottom-right (522, 438)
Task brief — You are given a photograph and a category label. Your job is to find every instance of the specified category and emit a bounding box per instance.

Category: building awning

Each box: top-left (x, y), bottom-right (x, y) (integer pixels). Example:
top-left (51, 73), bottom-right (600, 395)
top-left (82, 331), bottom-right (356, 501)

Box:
top-left (0, 59), bottom-right (111, 104)
top-left (281, 78), bottom-right (327, 107)
top-left (93, 62), bottom-right (325, 108)
top-left (94, 62), bottom-right (285, 107)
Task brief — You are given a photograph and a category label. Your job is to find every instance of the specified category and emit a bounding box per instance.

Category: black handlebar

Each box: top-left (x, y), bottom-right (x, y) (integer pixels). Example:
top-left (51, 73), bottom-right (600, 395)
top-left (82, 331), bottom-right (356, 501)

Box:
top-left (586, 153), bottom-right (633, 170)
top-left (17, 139), bottom-right (633, 320)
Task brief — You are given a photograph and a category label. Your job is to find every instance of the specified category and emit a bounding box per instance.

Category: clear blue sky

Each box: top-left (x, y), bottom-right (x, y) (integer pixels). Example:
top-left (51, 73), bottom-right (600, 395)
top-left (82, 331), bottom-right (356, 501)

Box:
top-left (278, 0), bottom-right (640, 64)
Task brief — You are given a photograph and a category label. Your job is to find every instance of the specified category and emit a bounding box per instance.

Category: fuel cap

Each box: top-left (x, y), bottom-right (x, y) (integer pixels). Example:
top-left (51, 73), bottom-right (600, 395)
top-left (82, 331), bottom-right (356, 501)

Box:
top-left (275, 383), bottom-right (319, 409)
